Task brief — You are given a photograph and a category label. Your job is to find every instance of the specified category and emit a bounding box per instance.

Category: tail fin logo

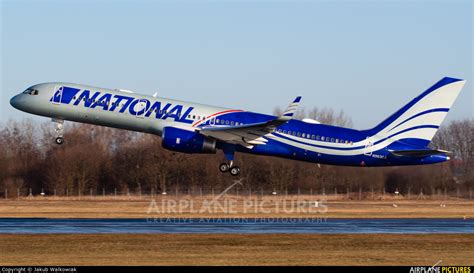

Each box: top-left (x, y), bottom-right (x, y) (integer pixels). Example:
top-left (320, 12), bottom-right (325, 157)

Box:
top-left (368, 77), bottom-right (466, 148)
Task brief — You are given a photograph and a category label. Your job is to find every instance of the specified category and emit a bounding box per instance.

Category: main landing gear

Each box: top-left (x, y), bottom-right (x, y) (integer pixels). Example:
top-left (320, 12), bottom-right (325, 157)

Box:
top-left (219, 161), bottom-right (241, 176)
top-left (219, 147), bottom-right (240, 176)
top-left (53, 118), bottom-right (64, 145)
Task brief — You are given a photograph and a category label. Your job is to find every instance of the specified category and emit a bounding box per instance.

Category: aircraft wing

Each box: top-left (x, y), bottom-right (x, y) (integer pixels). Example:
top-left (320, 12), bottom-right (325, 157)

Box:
top-left (197, 96), bottom-right (302, 148)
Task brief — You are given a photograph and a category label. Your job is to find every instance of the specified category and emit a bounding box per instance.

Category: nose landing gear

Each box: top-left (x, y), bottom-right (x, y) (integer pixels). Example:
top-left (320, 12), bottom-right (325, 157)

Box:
top-left (53, 118), bottom-right (64, 145)
top-left (55, 137), bottom-right (64, 145)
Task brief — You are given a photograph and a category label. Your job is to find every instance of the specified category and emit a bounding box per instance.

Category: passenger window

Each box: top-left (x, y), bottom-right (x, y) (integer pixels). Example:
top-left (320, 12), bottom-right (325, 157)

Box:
top-left (302, 133), bottom-right (306, 138)
top-left (297, 132), bottom-right (301, 137)
top-left (321, 136), bottom-right (325, 141)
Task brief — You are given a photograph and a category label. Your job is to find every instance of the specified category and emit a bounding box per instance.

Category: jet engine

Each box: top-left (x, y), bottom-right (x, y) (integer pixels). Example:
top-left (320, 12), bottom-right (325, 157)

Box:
top-left (161, 126), bottom-right (216, 154)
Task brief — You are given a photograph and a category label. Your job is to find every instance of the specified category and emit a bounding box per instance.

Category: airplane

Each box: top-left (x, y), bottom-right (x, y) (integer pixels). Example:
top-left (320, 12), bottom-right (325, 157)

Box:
top-left (10, 77), bottom-right (466, 176)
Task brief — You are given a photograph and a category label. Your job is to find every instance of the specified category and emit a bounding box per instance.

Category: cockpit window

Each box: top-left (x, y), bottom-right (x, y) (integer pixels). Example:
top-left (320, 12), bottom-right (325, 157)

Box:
top-left (23, 88), bottom-right (39, 95)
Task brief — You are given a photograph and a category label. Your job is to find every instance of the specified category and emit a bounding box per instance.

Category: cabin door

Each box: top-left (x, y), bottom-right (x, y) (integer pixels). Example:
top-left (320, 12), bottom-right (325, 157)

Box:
top-left (51, 86), bottom-right (63, 105)
top-left (135, 99), bottom-right (147, 119)
top-left (363, 137), bottom-right (373, 156)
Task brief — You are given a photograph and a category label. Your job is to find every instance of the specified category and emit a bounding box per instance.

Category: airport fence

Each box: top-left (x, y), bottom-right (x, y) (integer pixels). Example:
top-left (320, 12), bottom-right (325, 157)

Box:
top-left (1, 186), bottom-right (473, 200)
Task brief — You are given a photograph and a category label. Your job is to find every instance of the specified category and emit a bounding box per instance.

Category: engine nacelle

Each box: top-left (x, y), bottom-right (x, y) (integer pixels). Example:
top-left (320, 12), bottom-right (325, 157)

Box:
top-left (162, 127), bottom-right (216, 154)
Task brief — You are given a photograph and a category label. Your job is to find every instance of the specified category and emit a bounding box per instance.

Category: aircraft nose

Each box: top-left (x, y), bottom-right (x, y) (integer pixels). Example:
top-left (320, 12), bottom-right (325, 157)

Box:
top-left (10, 94), bottom-right (23, 110)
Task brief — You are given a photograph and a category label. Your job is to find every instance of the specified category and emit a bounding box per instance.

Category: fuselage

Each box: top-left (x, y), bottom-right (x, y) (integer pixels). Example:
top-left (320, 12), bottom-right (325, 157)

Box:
top-left (11, 80), bottom-right (461, 167)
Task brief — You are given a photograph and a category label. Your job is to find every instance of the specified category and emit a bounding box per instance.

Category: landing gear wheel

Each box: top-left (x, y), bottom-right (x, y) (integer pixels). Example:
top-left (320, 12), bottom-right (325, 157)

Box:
top-left (229, 166), bottom-right (241, 176)
top-left (53, 119), bottom-right (64, 145)
top-left (219, 163), bottom-right (230, 173)
top-left (55, 137), bottom-right (64, 145)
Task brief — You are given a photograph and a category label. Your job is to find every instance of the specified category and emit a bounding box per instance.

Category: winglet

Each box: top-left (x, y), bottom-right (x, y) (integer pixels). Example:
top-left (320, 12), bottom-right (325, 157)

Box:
top-left (281, 96), bottom-right (302, 118)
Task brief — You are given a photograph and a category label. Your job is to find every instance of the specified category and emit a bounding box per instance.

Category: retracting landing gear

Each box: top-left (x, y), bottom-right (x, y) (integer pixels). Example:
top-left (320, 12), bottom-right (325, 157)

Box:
top-left (219, 163), bottom-right (230, 172)
top-left (53, 118), bottom-right (64, 145)
top-left (218, 147), bottom-right (240, 176)
top-left (229, 165), bottom-right (241, 176)
top-left (219, 161), bottom-right (241, 176)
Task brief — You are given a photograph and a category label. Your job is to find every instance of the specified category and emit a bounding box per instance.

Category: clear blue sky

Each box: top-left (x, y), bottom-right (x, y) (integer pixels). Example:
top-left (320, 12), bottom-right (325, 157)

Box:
top-left (1, 0), bottom-right (472, 129)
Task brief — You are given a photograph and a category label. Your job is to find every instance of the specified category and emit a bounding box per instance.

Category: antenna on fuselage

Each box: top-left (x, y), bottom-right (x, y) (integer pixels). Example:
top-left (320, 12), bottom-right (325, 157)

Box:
top-left (152, 92), bottom-right (158, 98)
top-left (115, 88), bottom-right (135, 94)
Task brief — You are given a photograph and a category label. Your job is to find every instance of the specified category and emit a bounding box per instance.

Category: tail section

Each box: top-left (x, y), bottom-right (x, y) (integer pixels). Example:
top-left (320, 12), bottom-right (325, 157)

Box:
top-left (366, 77), bottom-right (466, 148)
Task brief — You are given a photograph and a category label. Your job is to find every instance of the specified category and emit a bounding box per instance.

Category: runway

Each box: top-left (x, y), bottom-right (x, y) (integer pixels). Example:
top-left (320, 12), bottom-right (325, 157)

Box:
top-left (0, 218), bottom-right (472, 234)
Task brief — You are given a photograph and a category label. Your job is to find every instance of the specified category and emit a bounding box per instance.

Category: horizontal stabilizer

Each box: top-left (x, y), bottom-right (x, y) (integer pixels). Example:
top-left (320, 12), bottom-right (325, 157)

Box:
top-left (389, 149), bottom-right (451, 157)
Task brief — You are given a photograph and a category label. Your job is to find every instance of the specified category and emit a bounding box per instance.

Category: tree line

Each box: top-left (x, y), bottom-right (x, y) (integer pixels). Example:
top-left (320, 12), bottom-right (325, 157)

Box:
top-left (1, 107), bottom-right (473, 196)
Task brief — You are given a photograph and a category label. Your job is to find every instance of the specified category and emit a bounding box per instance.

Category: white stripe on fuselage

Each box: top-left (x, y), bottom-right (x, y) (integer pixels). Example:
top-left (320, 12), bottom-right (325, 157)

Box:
top-left (267, 126), bottom-right (438, 156)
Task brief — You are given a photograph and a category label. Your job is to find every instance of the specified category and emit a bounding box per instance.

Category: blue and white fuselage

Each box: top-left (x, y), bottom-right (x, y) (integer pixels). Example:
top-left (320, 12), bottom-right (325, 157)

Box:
top-left (10, 77), bottom-right (466, 175)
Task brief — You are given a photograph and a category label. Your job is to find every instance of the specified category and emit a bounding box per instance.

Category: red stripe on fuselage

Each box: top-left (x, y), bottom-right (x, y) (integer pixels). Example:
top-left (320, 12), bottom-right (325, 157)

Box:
top-left (192, 109), bottom-right (243, 127)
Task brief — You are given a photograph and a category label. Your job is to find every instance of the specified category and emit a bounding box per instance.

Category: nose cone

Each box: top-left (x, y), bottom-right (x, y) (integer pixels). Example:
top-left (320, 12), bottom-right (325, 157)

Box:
top-left (10, 95), bottom-right (18, 108)
top-left (10, 94), bottom-right (24, 110)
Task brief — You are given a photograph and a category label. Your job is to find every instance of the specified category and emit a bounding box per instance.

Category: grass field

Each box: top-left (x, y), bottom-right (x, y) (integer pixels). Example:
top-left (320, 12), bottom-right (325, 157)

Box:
top-left (0, 234), bottom-right (472, 265)
top-left (0, 196), bottom-right (472, 218)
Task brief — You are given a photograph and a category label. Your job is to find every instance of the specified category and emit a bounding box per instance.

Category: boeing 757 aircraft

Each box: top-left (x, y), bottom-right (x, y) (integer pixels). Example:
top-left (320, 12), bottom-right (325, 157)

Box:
top-left (10, 77), bottom-right (466, 176)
